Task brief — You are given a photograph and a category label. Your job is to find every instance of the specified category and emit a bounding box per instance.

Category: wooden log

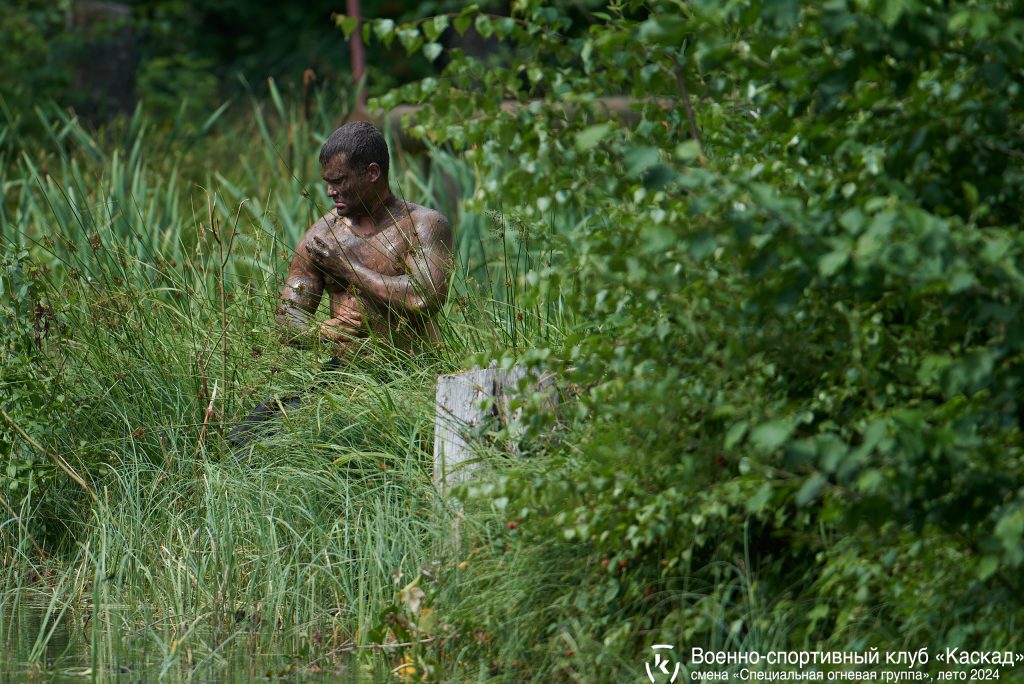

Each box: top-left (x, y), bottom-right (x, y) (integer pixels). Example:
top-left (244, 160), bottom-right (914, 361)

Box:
top-left (432, 365), bottom-right (555, 493)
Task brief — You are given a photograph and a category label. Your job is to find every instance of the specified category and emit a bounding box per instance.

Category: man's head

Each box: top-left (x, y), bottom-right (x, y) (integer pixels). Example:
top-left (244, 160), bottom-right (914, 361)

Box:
top-left (319, 121), bottom-right (390, 217)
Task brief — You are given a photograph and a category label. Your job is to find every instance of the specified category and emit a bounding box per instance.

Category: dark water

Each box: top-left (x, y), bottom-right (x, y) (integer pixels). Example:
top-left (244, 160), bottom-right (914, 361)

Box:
top-left (0, 601), bottom-right (373, 683)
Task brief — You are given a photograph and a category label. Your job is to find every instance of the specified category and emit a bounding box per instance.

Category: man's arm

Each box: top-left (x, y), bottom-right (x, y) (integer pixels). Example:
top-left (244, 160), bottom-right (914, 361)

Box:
top-left (307, 212), bottom-right (453, 315)
top-left (276, 228), bottom-right (362, 345)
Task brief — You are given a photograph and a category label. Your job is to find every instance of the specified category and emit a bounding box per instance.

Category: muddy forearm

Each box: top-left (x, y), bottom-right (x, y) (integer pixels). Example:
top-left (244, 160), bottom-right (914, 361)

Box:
top-left (346, 262), bottom-right (445, 314)
top-left (277, 296), bottom-right (364, 349)
top-left (276, 274), bottom-right (326, 346)
top-left (275, 302), bottom-right (320, 347)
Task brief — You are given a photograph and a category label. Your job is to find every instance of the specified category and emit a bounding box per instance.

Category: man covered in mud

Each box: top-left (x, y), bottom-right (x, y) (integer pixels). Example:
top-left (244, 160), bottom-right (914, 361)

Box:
top-left (277, 121), bottom-right (453, 351)
top-left (229, 122), bottom-right (452, 446)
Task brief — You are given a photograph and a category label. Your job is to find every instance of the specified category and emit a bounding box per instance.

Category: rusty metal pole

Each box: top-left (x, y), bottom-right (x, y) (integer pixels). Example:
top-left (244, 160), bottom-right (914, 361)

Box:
top-left (346, 0), bottom-right (367, 112)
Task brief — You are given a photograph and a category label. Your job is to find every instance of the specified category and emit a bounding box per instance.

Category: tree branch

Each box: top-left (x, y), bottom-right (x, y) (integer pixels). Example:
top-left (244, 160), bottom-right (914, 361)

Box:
top-left (672, 54), bottom-right (703, 157)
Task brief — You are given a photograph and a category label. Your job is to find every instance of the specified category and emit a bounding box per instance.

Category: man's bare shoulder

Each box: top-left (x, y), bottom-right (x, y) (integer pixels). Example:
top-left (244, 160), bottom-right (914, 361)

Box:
top-left (301, 211), bottom-right (346, 243)
top-left (399, 202), bottom-right (450, 242)
top-left (406, 202), bottom-right (447, 224)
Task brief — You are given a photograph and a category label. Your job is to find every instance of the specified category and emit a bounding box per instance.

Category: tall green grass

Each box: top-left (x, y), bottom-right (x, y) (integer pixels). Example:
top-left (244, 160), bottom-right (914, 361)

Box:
top-left (0, 89), bottom-right (570, 680)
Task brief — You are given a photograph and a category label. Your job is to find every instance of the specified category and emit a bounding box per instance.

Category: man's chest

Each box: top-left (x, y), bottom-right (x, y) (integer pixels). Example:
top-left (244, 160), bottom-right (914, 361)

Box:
top-left (317, 219), bottom-right (417, 276)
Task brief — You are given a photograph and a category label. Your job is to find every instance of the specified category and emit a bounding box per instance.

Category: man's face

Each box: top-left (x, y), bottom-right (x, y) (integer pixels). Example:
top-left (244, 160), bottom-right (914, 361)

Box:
top-left (322, 153), bottom-right (375, 217)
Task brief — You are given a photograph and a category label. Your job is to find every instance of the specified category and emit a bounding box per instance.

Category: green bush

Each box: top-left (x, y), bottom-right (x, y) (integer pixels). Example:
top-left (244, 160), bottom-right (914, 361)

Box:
top-left (351, 0), bottom-right (1024, 678)
top-left (0, 247), bottom-right (73, 543)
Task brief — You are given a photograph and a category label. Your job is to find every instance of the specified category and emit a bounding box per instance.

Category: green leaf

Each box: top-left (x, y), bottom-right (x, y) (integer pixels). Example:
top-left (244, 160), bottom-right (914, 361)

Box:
top-left (795, 473), bottom-right (827, 507)
top-left (624, 146), bottom-right (659, 176)
top-left (423, 15), bottom-right (449, 42)
top-left (637, 16), bottom-right (686, 44)
top-left (494, 17), bottom-right (516, 38)
top-left (761, 0), bottom-right (799, 27)
top-left (785, 439), bottom-right (817, 468)
top-left (641, 225), bottom-right (675, 253)
top-left (808, 604), bottom-right (830, 622)
top-left (977, 555), bottom-right (1000, 581)
top-left (948, 269), bottom-right (975, 293)
top-left (675, 140), bottom-right (701, 161)
top-left (995, 508), bottom-right (1024, 565)
top-left (917, 354), bottom-right (952, 386)
top-left (746, 483), bottom-right (773, 514)
top-left (818, 250), bottom-right (848, 277)
top-left (397, 27), bottom-right (422, 54)
top-left (948, 9), bottom-right (998, 38)
top-left (687, 231), bottom-right (716, 260)
top-left (881, 0), bottom-right (910, 27)
top-left (750, 419), bottom-right (794, 452)
top-left (474, 15), bottom-right (493, 39)
top-left (453, 14), bottom-right (473, 36)
top-left (333, 14), bottom-right (358, 40)
top-left (423, 42), bottom-right (443, 62)
top-left (816, 434), bottom-right (848, 474)
top-left (962, 181), bottom-right (979, 208)
top-left (725, 421), bottom-right (749, 449)
top-left (855, 469), bottom-right (884, 494)
top-left (643, 165), bottom-right (675, 190)
top-left (838, 208), bottom-right (865, 232)
top-left (948, 11), bottom-right (972, 33)
top-left (374, 19), bottom-right (396, 46)
top-left (941, 349), bottom-right (996, 396)
top-left (575, 123), bottom-right (612, 151)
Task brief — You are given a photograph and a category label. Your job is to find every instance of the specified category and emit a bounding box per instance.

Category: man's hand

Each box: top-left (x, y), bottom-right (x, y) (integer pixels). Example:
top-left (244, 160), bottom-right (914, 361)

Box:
top-left (319, 306), bottom-right (363, 343)
top-left (305, 234), bottom-right (355, 282)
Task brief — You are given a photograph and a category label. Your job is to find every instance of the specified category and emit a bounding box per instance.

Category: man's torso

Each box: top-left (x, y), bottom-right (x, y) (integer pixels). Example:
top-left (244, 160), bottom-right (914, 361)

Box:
top-left (308, 201), bottom-right (440, 346)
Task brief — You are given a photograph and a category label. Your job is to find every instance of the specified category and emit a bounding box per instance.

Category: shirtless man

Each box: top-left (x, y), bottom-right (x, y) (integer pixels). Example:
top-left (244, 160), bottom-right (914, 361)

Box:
top-left (229, 122), bottom-right (452, 447)
top-left (276, 121), bottom-right (453, 352)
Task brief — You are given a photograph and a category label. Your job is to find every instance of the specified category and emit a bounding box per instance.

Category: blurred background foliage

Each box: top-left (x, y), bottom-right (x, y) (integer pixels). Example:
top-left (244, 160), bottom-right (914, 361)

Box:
top-left (0, 0), bottom-right (516, 138)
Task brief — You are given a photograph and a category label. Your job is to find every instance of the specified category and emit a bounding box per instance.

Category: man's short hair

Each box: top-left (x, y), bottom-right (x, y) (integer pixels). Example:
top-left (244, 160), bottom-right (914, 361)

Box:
top-left (319, 121), bottom-right (390, 179)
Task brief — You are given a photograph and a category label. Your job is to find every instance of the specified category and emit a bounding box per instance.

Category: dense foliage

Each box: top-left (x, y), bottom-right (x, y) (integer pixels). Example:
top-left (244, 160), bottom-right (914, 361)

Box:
top-left (344, 0), bottom-right (1024, 678)
top-left (3, 0), bottom-right (1024, 680)
top-left (0, 0), bottom-right (492, 137)
top-left (0, 250), bottom-right (68, 527)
